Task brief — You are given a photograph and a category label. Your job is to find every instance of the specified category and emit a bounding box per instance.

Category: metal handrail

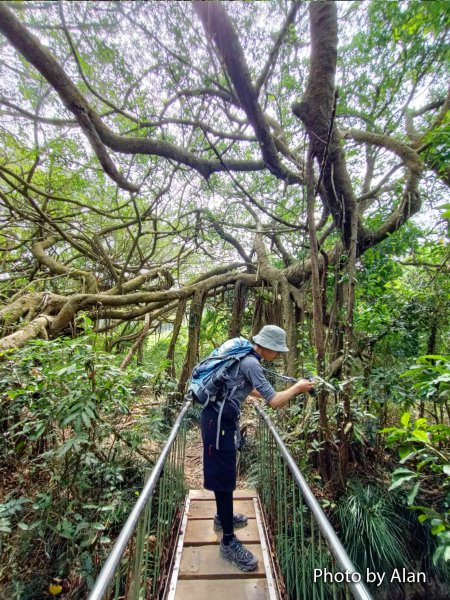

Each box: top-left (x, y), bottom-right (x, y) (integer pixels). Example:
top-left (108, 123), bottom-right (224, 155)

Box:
top-left (88, 398), bottom-right (192, 600)
top-left (254, 403), bottom-right (373, 600)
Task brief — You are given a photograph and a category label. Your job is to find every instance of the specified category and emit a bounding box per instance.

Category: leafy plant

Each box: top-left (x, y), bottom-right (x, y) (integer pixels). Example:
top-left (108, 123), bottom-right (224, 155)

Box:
top-left (0, 335), bottom-right (166, 598)
top-left (334, 479), bottom-right (411, 581)
top-left (401, 354), bottom-right (450, 408)
top-left (381, 410), bottom-right (450, 566)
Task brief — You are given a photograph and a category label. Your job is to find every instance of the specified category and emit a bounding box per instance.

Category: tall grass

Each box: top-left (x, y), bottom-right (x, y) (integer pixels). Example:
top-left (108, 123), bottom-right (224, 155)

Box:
top-left (334, 479), bottom-right (411, 577)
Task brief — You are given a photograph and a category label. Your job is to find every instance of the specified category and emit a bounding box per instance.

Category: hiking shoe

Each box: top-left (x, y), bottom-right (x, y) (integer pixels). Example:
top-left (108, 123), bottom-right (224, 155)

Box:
top-left (213, 513), bottom-right (248, 532)
top-left (220, 537), bottom-right (258, 571)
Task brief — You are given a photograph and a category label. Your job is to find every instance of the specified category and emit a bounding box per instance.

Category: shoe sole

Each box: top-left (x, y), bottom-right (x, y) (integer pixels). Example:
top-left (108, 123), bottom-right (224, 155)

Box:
top-left (213, 520), bottom-right (248, 532)
top-left (220, 550), bottom-right (258, 572)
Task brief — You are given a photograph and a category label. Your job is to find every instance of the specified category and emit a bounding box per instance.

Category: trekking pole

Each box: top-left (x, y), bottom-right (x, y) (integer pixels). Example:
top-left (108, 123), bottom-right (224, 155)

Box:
top-left (263, 368), bottom-right (358, 397)
top-left (262, 367), bottom-right (317, 396)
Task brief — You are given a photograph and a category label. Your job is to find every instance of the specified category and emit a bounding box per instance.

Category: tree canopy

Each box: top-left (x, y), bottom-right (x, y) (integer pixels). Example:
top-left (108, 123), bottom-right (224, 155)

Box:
top-left (0, 1), bottom-right (448, 383)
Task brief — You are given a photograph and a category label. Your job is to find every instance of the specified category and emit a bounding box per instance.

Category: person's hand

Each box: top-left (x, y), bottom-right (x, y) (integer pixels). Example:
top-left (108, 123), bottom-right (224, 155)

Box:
top-left (293, 378), bottom-right (315, 395)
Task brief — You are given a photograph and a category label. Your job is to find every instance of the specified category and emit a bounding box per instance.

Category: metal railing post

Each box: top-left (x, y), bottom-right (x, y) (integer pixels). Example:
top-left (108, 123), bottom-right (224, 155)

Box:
top-left (88, 399), bottom-right (191, 600)
top-left (255, 404), bottom-right (373, 600)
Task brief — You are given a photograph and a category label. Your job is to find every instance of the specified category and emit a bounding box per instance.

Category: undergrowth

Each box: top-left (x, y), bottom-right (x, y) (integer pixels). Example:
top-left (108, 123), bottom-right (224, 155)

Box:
top-left (0, 335), bottom-right (167, 599)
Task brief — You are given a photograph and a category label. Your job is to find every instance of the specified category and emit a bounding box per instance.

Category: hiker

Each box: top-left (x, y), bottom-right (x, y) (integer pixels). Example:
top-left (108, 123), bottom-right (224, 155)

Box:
top-left (199, 324), bottom-right (315, 571)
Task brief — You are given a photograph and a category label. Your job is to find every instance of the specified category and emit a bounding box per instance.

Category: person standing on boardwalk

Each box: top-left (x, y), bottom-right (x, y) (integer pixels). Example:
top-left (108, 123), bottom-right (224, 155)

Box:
top-left (200, 325), bottom-right (315, 571)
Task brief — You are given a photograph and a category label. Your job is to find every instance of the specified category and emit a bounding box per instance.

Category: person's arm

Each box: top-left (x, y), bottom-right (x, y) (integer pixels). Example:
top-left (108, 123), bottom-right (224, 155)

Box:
top-left (268, 379), bottom-right (314, 409)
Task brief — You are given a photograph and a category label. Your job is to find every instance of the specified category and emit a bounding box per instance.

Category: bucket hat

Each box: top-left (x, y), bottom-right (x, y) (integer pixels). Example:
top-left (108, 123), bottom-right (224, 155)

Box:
top-left (253, 325), bottom-right (289, 353)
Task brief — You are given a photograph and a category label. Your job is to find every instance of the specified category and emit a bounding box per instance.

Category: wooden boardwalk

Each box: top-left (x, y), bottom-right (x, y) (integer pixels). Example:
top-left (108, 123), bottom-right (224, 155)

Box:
top-left (166, 489), bottom-right (279, 600)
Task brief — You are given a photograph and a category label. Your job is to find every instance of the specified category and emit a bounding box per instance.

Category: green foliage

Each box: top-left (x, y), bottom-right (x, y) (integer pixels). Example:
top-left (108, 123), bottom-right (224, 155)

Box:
top-left (381, 356), bottom-right (450, 566)
top-left (0, 335), bottom-right (165, 597)
top-left (277, 523), bottom-right (334, 600)
top-left (339, 0), bottom-right (449, 133)
top-left (143, 330), bottom-right (186, 383)
top-left (334, 480), bottom-right (411, 581)
top-left (381, 407), bottom-right (450, 566)
top-left (402, 355), bottom-right (450, 404)
top-left (358, 365), bottom-right (415, 413)
top-left (200, 305), bottom-right (230, 352)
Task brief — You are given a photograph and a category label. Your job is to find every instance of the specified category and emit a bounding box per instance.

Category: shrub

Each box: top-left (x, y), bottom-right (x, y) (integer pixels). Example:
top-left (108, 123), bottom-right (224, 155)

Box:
top-left (0, 336), bottom-right (165, 599)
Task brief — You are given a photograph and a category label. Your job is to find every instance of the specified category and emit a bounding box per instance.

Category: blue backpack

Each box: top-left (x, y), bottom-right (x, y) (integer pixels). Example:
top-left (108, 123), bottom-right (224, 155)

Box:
top-left (188, 338), bottom-right (254, 448)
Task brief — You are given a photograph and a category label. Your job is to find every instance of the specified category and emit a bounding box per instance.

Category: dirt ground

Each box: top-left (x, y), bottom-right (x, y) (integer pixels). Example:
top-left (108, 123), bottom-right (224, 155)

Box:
top-left (184, 425), bottom-right (204, 489)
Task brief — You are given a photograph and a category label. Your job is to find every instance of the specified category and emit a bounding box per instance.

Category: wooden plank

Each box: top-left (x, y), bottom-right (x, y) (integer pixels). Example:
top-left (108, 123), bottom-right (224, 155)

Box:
top-left (189, 488), bottom-right (257, 501)
top-left (184, 518), bottom-right (260, 545)
top-left (174, 578), bottom-right (271, 600)
top-left (165, 495), bottom-right (190, 600)
top-left (166, 491), bottom-right (279, 600)
top-left (178, 544), bottom-right (266, 579)
top-left (188, 499), bottom-right (256, 519)
top-left (254, 498), bottom-right (279, 600)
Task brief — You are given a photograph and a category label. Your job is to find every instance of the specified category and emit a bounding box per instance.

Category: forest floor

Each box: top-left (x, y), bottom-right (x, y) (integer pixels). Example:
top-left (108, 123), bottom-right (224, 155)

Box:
top-left (184, 425), bottom-right (204, 489)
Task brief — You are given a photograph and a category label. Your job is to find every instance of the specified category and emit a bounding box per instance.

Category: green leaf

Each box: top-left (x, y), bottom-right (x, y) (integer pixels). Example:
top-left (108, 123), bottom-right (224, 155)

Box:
top-left (401, 412), bottom-right (411, 427)
top-left (81, 412), bottom-right (91, 429)
top-left (389, 467), bottom-right (417, 490)
top-left (399, 451), bottom-right (416, 464)
top-left (353, 425), bottom-right (365, 443)
top-left (407, 482), bottom-right (420, 506)
top-left (431, 523), bottom-right (446, 535)
top-left (411, 430), bottom-right (429, 443)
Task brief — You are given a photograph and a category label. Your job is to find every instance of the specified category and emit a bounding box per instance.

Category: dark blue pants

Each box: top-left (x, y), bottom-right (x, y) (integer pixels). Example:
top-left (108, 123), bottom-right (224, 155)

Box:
top-left (200, 406), bottom-right (237, 492)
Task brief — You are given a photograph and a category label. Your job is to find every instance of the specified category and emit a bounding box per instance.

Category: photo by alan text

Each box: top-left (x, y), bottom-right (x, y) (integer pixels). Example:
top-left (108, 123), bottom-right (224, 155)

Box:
top-left (313, 568), bottom-right (427, 587)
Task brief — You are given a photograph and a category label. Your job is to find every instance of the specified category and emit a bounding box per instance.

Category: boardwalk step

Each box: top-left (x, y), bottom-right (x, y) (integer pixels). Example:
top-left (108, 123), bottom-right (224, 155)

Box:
top-left (185, 518), bottom-right (260, 545)
top-left (187, 499), bottom-right (256, 519)
top-left (178, 543), bottom-right (266, 579)
top-left (189, 489), bottom-right (257, 501)
top-left (174, 578), bottom-right (271, 599)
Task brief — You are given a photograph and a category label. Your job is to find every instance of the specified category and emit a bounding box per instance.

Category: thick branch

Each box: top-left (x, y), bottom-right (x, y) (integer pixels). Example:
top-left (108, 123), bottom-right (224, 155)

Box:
top-left (0, 4), bottom-right (138, 192)
top-left (31, 236), bottom-right (98, 293)
top-left (341, 129), bottom-right (423, 251)
top-left (0, 3), bottom-right (266, 186)
top-left (0, 315), bottom-right (54, 351)
top-left (193, 1), bottom-right (302, 185)
top-left (292, 1), bottom-right (358, 244)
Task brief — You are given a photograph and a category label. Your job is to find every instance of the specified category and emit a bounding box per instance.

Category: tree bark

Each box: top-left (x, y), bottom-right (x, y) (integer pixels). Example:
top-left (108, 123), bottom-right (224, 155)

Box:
top-left (228, 281), bottom-right (247, 338)
top-left (165, 298), bottom-right (187, 379)
top-left (0, 315), bottom-right (54, 351)
top-left (306, 154), bottom-right (331, 482)
top-left (120, 313), bottom-right (151, 370)
top-left (292, 1), bottom-right (358, 246)
top-left (253, 233), bottom-right (298, 374)
top-left (177, 289), bottom-right (206, 395)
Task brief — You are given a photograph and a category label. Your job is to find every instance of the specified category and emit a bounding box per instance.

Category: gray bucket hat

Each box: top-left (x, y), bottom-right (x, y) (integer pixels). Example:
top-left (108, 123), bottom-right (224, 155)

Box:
top-left (253, 325), bottom-right (289, 352)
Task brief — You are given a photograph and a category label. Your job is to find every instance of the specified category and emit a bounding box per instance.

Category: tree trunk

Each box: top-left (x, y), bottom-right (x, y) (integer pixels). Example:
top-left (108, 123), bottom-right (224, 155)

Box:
top-left (120, 314), bottom-right (151, 370)
top-left (165, 297), bottom-right (187, 379)
top-left (177, 290), bottom-right (206, 395)
top-left (228, 281), bottom-right (247, 338)
top-left (337, 161), bottom-right (359, 487)
top-left (306, 155), bottom-right (331, 482)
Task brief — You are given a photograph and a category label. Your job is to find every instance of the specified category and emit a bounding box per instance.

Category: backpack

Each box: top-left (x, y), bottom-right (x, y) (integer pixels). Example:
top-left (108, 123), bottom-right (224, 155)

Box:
top-left (187, 338), bottom-right (254, 449)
